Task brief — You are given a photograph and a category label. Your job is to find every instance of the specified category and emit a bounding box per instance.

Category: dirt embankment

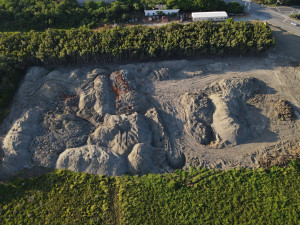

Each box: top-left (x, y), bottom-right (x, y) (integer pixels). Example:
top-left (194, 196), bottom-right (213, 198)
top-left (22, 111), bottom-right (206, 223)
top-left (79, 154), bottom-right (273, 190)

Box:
top-left (0, 53), bottom-right (299, 177)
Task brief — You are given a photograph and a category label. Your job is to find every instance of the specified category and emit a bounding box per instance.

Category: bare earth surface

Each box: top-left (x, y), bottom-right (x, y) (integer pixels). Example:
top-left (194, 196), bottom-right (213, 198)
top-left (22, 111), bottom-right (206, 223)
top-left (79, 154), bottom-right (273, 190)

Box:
top-left (148, 55), bottom-right (300, 170)
top-left (1, 32), bottom-right (300, 178)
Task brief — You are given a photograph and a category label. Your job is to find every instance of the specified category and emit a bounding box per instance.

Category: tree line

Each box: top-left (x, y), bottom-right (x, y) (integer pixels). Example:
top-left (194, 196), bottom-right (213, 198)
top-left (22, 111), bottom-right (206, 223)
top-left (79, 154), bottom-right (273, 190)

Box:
top-left (0, 21), bottom-right (275, 64)
top-left (0, 0), bottom-right (244, 32)
top-left (0, 21), bottom-right (275, 122)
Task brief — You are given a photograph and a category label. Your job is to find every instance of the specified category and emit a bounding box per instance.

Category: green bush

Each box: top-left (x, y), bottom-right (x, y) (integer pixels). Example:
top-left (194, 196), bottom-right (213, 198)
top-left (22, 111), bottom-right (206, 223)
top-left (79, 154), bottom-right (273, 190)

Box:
top-left (290, 13), bottom-right (300, 19)
top-left (226, 1), bottom-right (244, 14)
top-left (0, 170), bottom-right (115, 224)
top-left (117, 162), bottom-right (300, 224)
top-left (0, 22), bottom-right (275, 64)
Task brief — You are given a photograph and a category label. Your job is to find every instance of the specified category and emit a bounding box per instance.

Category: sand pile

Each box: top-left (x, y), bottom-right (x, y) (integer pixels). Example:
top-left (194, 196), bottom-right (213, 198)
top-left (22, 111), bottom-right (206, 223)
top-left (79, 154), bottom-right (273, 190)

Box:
top-left (0, 67), bottom-right (181, 175)
top-left (182, 78), bottom-right (262, 147)
top-left (181, 92), bottom-right (215, 145)
top-left (1, 57), bottom-right (299, 176)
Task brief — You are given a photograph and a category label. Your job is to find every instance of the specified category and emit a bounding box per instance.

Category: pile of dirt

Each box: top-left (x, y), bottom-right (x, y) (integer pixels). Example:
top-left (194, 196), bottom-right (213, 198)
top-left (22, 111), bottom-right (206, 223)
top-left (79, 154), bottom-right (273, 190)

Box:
top-left (272, 100), bottom-right (295, 121)
top-left (1, 56), bottom-right (299, 177)
top-left (110, 70), bottom-right (147, 114)
top-left (2, 109), bottom-right (40, 171)
top-left (150, 68), bottom-right (171, 81)
top-left (0, 67), bottom-right (181, 176)
top-left (248, 95), bottom-right (295, 121)
top-left (77, 72), bottom-right (115, 125)
top-left (56, 110), bottom-right (174, 175)
top-left (181, 92), bottom-right (215, 145)
top-left (258, 139), bottom-right (300, 169)
top-left (181, 77), bottom-right (262, 147)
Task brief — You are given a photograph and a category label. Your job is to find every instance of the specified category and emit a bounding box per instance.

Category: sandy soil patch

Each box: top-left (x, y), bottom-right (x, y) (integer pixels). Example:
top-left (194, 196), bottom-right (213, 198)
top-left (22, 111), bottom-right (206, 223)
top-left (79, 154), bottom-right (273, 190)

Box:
top-left (0, 52), bottom-right (299, 176)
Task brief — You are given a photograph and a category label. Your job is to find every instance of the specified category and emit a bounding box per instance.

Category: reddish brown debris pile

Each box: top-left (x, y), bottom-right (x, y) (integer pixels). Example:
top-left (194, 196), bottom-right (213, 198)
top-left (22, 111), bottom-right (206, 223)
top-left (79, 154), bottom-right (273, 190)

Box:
top-left (112, 71), bottom-right (130, 99)
top-left (110, 70), bottom-right (138, 114)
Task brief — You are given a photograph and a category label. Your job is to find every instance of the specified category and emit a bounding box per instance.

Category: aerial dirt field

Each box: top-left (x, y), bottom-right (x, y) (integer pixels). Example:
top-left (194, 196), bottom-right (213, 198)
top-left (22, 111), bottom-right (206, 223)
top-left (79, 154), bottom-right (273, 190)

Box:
top-left (0, 31), bottom-right (299, 177)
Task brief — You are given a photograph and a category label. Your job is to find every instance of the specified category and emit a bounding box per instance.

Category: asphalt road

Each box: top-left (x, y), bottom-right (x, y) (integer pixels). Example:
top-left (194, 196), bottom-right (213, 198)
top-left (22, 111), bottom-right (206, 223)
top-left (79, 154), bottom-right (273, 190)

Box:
top-left (226, 0), bottom-right (300, 36)
top-left (143, 1), bottom-right (300, 37)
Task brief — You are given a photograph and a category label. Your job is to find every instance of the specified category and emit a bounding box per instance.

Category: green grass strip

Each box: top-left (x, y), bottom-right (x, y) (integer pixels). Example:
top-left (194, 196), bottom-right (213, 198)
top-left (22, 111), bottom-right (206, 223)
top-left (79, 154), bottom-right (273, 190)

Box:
top-left (1, 161), bottom-right (299, 224)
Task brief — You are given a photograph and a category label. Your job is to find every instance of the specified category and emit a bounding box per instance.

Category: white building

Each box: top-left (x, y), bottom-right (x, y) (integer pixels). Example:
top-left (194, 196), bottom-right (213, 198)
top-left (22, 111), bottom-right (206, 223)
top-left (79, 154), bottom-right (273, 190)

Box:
top-left (144, 9), bottom-right (180, 17)
top-left (192, 11), bottom-right (228, 22)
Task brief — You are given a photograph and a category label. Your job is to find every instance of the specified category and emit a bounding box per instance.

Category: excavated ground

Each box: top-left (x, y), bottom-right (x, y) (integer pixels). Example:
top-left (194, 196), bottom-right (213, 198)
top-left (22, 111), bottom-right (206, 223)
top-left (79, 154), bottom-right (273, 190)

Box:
top-left (0, 52), bottom-right (299, 176)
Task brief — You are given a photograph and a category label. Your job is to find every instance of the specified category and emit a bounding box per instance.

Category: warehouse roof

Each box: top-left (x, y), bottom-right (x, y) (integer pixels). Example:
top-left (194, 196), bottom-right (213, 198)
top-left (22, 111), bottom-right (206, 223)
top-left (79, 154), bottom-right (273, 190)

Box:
top-left (192, 11), bottom-right (228, 18)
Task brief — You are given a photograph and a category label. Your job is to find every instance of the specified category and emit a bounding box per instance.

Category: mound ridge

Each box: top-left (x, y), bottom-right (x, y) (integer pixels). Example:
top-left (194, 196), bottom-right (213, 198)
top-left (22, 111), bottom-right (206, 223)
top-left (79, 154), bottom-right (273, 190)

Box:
top-left (182, 77), bottom-right (262, 147)
top-left (0, 67), bottom-right (177, 175)
top-left (1, 58), bottom-right (299, 175)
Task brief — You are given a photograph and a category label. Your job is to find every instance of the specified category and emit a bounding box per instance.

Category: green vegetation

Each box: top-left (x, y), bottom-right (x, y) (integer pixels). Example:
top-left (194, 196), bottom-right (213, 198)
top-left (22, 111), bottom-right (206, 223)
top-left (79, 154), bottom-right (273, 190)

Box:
top-left (0, 0), bottom-right (144, 31)
top-left (0, 0), bottom-right (245, 32)
top-left (252, 0), bottom-right (300, 5)
top-left (1, 161), bottom-right (300, 224)
top-left (0, 3), bottom-right (293, 225)
top-left (163, 0), bottom-right (244, 14)
top-left (0, 22), bottom-right (275, 64)
top-left (0, 56), bottom-right (23, 122)
top-left (0, 3), bottom-right (292, 224)
top-left (0, 22), bottom-right (275, 123)
top-left (0, 170), bottom-right (116, 224)
top-left (226, 1), bottom-right (244, 14)
top-left (290, 13), bottom-right (300, 19)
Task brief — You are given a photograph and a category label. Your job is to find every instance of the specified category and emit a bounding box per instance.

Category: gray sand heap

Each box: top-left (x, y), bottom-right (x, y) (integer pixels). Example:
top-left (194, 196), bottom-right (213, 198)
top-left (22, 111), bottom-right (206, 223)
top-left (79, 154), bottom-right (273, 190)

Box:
top-left (1, 57), bottom-right (299, 176)
top-left (0, 66), bottom-right (179, 175)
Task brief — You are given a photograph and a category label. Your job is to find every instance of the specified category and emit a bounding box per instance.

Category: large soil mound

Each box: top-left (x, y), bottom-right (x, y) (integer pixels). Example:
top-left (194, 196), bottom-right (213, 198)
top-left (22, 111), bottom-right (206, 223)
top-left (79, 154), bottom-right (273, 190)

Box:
top-left (1, 55), bottom-right (299, 175)
top-left (182, 77), bottom-right (263, 147)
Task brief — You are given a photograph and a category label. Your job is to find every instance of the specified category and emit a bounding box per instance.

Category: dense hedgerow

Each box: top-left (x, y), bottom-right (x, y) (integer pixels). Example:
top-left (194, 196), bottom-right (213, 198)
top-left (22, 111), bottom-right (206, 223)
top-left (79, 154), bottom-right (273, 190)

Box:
top-left (1, 161), bottom-right (300, 224)
top-left (0, 21), bottom-right (275, 123)
top-left (0, 21), bottom-right (275, 64)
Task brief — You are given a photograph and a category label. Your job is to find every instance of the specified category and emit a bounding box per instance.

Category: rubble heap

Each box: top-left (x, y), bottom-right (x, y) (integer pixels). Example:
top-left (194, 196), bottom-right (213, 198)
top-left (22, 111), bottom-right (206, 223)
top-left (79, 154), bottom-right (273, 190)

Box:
top-left (181, 92), bottom-right (215, 145)
top-left (259, 139), bottom-right (300, 169)
top-left (182, 77), bottom-right (262, 147)
top-left (110, 70), bottom-right (147, 114)
top-left (272, 100), bottom-right (295, 121)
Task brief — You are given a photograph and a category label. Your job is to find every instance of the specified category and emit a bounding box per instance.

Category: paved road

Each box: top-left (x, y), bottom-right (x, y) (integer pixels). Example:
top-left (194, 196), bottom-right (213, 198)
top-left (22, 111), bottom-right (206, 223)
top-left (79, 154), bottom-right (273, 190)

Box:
top-left (226, 0), bottom-right (300, 36)
top-left (147, 1), bottom-right (300, 37)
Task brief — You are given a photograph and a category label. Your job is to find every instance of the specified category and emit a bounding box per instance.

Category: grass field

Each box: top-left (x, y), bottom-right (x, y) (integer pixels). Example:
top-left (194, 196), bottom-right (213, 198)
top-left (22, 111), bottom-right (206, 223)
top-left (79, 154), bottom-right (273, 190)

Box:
top-left (1, 161), bottom-right (300, 224)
